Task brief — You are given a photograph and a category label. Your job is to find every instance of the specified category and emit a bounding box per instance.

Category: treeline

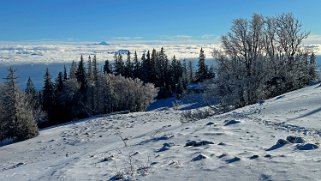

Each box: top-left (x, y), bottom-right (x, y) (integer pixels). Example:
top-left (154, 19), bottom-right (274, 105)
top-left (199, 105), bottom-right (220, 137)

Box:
top-left (0, 47), bottom-right (215, 142)
top-left (35, 55), bottom-right (159, 127)
top-left (208, 13), bottom-right (318, 108)
top-left (0, 56), bottom-right (158, 142)
top-left (103, 47), bottom-right (214, 98)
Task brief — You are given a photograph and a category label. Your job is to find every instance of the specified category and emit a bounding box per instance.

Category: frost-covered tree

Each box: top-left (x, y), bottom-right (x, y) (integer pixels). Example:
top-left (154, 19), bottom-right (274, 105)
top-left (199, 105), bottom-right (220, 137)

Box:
top-left (210, 13), bottom-right (312, 108)
top-left (196, 48), bottom-right (208, 82)
top-left (0, 68), bottom-right (38, 141)
top-left (309, 52), bottom-right (317, 81)
top-left (114, 53), bottom-right (125, 76)
top-left (25, 77), bottom-right (47, 126)
top-left (96, 73), bottom-right (115, 113)
top-left (187, 60), bottom-right (194, 82)
top-left (108, 74), bottom-right (158, 111)
top-left (69, 60), bottom-right (77, 79)
top-left (26, 77), bottom-right (36, 96)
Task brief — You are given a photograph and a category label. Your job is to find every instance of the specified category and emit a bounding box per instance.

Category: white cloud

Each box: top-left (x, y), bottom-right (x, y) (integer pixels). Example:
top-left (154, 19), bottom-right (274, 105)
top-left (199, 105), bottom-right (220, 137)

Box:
top-left (175, 35), bottom-right (192, 39)
top-left (201, 34), bottom-right (217, 39)
top-left (0, 41), bottom-right (221, 64)
top-left (303, 34), bottom-right (321, 44)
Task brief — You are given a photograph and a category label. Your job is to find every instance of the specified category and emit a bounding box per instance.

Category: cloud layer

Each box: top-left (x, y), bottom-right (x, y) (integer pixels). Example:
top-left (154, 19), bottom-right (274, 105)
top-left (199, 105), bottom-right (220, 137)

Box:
top-left (0, 41), bottom-right (220, 64)
top-left (0, 37), bottom-right (320, 65)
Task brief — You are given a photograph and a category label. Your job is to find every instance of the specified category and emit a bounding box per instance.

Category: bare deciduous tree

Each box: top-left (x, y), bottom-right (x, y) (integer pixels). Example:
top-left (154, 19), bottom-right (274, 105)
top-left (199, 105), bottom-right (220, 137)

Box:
top-left (209, 13), bottom-right (316, 108)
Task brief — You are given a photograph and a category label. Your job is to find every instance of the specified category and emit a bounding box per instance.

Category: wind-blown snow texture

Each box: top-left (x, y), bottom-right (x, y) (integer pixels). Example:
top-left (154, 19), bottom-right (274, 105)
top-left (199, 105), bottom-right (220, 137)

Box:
top-left (1, 85), bottom-right (321, 180)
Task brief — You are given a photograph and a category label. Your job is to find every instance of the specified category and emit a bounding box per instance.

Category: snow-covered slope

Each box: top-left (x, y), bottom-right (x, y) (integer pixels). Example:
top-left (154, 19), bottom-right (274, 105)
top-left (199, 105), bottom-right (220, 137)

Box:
top-left (1, 85), bottom-right (321, 181)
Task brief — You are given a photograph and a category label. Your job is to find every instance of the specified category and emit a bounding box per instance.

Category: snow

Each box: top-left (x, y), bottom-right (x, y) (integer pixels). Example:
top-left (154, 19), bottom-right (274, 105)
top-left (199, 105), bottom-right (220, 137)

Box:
top-left (1, 84), bottom-right (321, 180)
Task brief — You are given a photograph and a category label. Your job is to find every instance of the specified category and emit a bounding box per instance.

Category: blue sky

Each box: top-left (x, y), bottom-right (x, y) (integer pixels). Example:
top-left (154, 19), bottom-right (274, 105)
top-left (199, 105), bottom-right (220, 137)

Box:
top-left (0, 0), bottom-right (321, 42)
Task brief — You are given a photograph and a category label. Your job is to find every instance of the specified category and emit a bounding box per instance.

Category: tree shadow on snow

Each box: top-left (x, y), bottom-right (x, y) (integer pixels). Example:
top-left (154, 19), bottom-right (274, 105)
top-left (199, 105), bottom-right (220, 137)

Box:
top-left (289, 106), bottom-right (321, 120)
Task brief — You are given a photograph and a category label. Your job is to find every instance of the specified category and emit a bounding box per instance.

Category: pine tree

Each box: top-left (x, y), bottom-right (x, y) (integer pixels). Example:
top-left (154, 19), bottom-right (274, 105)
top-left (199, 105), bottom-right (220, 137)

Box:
top-left (103, 60), bottom-right (113, 74)
top-left (42, 68), bottom-right (55, 123)
top-left (124, 51), bottom-right (133, 78)
top-left (25, 77), bottom-right (38, 109)
top-left (87, 55), bottom-right (93, 80)
top-left (74, 55), bottom-right (90, 117)
top-left (114, 53), bottom-right (125, 76)
top-left (14, 90), bottom-right (39, 141)
top-left (196, 48), bottom-right (208, 82)
top-left (133, 51), bottom-right (141, 79)
top-left (70, 60), bottom-right (77, 79)
top-left (25, 77), bottom-right (36, 96)
top-left (156, 47), bottom-right (172, 98)
top-left (1, 68), bottom-right (38, 141)
top-left (63, 65), bottom-right (68, 80)
top-left (309, 52), bottom-right (317, 81)
top-left (97, 74), bottom-right (114, 114)
top-left (150, 49), bottom-right (157, 83)
top-left (52, 72), bottom-right (70, 123)
top-left (92, 55), bottom-right (98, 82)
top-left (187, 60), bottom-right (194, 82)
top-left (140, 52), bottom-right (147, 82)
top-left (146, 50), bottom-right (152, 82)
top-left (170, 56), bottom-right (178, 88)
top-left (176, 77), bottom-right (185, 99)
top-left (25, 77), bottom-right (47, 126)
top-left (88, 55), bottom-right (99, 114)
top-left (55, 72), bottom-right (64, 93)
top-left (207, 64), bottom-right (215, 79)
top-left (76, 55), bottom-right (88, 93)
top-left (182, 59), bottom-right (189, 84)
top-left (1, 68), bottom-right (19, 139)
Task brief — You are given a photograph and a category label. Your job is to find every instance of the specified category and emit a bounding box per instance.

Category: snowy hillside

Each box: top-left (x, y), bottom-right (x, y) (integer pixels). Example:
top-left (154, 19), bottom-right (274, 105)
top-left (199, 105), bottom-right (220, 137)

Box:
top-left (1, 84), bottom-right (321, 181)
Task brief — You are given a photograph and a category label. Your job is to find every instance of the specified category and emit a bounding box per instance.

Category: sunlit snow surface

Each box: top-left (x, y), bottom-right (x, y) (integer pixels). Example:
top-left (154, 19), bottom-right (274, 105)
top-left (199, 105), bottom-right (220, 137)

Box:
top-left (1, 84), bottom-right (321, 180)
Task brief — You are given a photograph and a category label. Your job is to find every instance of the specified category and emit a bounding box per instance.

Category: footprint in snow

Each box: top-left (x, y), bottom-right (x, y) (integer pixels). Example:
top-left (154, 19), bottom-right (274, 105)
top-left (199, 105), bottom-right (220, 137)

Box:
top-left (192, 154), bottom-right (207, 161)
top-left (295, 143), bottom-right (319, 150)
top-left (217, 153), bottom-right (227, 159)
top-left (249, 155), bottom-right (259, 159)
top-left (224, 120), bottom-right (240, 126)
top-left (206, 122), bottom-right (214, 126)
top-left (156, 143), bottom-right (174, 152)
top-left (216, 153), bottom-right (241, 164)
top-left (185, 140), bottom-right (214, 147)
top-left (265, 139), bottom-right (288, 151)
top-left (225, 157), bottom-right (241, 164)
top-left (259, 174), bottom-right (273, 181)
